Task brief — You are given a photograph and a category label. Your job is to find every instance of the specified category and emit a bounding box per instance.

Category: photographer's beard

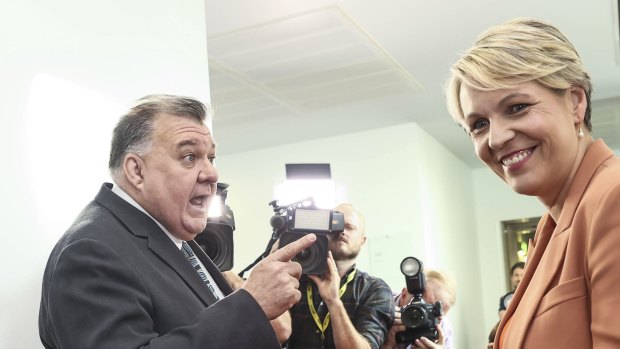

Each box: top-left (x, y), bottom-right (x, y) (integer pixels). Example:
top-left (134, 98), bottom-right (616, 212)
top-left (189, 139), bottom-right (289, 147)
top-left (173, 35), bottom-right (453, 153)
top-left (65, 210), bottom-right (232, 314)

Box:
top-left (329, 245), bottom-right (361, 262)
top-left (328, 234), bottom-right (363, 262)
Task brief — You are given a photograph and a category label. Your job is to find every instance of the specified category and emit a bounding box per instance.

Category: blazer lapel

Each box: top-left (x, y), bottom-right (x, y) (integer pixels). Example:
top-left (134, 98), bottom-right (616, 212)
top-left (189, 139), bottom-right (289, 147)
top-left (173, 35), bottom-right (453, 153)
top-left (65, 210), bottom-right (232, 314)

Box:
top-left (148, 231), bottom-right (220, 306)
top-left (95, 183), bottom-right (218, 307)
top-left (510, 220), bottom-right (569, 349)
top-left (498, 214), bottom-right (552, 339)
top-left (189, 240), bottom-right (234, 296)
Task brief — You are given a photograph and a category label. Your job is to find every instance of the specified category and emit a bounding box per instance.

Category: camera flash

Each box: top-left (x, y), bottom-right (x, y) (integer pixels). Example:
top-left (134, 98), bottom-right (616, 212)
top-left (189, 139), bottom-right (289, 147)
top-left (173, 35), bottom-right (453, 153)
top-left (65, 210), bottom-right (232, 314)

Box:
top-left (401, 257), bottom-right (422, 276)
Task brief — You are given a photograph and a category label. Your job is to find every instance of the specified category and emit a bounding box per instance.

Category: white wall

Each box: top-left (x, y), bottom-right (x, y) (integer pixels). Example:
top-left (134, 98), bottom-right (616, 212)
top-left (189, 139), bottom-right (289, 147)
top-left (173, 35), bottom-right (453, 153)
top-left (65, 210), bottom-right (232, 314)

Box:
top-left (215, 122), bottom-right (484, 349)
top-left (0, 1), bottom-right (211, 348)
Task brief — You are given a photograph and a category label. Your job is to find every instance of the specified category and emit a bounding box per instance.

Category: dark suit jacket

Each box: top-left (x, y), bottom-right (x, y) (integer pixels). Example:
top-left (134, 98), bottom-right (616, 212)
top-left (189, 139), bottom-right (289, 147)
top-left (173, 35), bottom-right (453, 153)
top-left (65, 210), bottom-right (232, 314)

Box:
top-left (496, 140), bottom-right (620, 348)
top-left (39, 183), bottom-right (280, 349)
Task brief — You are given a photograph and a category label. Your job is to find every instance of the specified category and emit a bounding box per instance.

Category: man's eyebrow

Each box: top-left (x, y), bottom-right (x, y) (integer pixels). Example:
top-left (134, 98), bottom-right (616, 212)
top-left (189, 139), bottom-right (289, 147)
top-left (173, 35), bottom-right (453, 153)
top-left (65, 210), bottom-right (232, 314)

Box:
top-left (176, 139), bottom-right (198, 149)
top-left (176, 139), bottom-right (217, 152)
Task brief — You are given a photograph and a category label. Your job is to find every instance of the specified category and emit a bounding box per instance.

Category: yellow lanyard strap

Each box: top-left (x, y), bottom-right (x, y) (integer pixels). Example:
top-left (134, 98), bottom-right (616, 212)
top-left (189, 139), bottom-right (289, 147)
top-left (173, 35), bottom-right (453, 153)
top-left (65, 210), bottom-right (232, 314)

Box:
top-left (307, 269), bottom-right (357, 339)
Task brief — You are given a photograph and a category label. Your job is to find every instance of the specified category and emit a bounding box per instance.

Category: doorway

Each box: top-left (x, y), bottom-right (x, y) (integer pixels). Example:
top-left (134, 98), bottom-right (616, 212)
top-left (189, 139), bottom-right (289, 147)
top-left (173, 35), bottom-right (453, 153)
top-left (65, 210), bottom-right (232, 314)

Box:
top-left (501, 217), bottom-right (540, 291)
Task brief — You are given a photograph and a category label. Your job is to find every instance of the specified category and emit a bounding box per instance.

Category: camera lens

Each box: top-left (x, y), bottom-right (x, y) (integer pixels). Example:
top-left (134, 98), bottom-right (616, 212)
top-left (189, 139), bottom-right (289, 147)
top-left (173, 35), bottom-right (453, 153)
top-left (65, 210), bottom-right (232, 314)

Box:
top-left (401, 305), bottom-right (427, 328)
top-left (296, 248), bottom-right (312, 262)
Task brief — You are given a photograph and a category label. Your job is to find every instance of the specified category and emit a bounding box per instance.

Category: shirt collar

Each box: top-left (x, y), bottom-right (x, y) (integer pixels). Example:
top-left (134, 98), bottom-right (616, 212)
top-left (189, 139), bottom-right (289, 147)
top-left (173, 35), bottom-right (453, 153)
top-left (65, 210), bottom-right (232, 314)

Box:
top-left (111, 182), bottom-right (183, 249)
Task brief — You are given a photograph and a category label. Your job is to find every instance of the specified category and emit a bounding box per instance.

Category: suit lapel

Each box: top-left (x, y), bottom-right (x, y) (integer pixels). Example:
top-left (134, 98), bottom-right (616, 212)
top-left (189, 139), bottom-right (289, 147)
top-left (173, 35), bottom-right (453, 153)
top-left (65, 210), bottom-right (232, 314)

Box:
top-left (498, 213), bottom-right (552, 343)
top-left (148, 231), bottom-right (220, 306)
top-left (189, 240), bottom-right (234, 296)
top-left (95, 183), bottom-right (218, 307)
top-left (501, 140), bottom-right (614, 348)
top-left (510, 219), bottom-right (568, 348)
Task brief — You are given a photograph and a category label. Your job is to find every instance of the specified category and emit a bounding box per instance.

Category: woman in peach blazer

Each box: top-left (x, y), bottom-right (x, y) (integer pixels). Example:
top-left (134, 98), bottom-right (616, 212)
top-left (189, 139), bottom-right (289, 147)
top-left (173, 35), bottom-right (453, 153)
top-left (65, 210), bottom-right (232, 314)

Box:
top-left (445, 18), bottom-right (620, 348)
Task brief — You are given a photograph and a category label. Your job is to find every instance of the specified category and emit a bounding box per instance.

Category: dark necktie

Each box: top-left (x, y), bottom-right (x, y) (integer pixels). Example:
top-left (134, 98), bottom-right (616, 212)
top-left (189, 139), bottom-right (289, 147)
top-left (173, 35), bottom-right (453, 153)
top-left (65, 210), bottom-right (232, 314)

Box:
top-left (181, 241), bottom-right (220, 301)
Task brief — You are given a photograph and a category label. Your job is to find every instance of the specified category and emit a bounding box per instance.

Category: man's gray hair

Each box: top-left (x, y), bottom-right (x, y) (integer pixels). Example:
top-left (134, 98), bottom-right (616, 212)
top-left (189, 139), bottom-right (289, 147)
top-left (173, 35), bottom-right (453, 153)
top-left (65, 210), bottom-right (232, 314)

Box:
top-left (108, 94), bottom-right (210, 180)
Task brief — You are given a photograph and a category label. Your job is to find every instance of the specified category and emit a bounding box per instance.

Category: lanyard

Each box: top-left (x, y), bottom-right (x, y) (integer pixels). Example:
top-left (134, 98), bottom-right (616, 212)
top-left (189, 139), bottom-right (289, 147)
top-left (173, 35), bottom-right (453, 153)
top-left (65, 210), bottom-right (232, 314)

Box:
top-left (306, 269), bottom-right (357, 340)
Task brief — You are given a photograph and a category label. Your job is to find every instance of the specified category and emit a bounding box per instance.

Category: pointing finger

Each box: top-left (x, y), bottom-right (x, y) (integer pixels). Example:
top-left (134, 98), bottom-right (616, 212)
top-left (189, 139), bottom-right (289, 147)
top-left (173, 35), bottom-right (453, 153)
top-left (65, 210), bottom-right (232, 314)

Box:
top-left (271, 233), bottom-right (316, 262)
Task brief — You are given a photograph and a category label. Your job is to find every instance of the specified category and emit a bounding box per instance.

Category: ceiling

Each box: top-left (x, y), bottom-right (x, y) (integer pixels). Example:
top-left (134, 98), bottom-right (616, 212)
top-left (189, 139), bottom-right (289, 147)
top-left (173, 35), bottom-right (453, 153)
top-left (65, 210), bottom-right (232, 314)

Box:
top-left (205, 0), bottom-right (620, 168)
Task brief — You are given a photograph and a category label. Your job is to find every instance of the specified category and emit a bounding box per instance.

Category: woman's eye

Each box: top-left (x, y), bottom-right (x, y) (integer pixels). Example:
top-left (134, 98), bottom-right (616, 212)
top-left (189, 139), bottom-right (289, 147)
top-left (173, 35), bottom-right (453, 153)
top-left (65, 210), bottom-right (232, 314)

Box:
top-left (471, 119), bottom-right (489, 133)
top-left (509, 103), bottom-right (529, 114)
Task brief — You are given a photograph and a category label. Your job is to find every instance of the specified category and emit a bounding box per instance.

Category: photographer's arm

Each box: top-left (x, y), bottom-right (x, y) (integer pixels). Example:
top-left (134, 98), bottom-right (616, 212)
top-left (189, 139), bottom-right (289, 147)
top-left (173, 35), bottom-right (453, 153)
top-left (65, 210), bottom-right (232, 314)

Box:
top-left (270, 310), bottom-right (292, 344)
top-left (308, 253), bottom-right (372, 349)
top-left (380, 307), bottom-right (405, 349)
top-left (222, 270), bottom-right (292, 344)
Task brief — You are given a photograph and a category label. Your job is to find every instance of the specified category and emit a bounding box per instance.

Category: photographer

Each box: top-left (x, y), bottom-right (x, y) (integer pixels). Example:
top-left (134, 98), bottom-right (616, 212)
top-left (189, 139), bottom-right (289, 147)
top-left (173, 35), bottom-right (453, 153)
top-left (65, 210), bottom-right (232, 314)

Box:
top-left (497, 262), bottom-right (524, 319)
top-left (381, 270), bottom-right (456, 349)
top-left (287, 203), bottom-right (395, 349)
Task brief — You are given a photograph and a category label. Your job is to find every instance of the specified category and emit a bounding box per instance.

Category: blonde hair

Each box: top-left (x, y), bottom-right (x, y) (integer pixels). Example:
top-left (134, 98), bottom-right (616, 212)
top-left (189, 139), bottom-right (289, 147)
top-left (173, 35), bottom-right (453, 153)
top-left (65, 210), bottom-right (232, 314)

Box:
top-left (426, 269), bottom-right (457, 309)
top-left (445, 18), bottom-right (592, 130)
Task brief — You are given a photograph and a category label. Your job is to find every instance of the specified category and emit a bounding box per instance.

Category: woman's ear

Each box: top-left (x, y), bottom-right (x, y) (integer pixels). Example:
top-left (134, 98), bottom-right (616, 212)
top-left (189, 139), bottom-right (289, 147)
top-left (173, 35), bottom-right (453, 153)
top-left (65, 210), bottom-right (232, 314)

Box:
top-left (123, 154), bottom-right (145, 189)
top-left (569, 86), bottom-right (587, 124)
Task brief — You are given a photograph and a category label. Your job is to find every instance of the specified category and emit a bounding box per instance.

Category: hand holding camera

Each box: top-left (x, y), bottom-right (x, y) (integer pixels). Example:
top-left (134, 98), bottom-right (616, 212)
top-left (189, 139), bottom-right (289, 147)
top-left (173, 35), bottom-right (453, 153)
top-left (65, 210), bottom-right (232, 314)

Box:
top-left (307, 251), bottom-right (341, 305)
top-left (396, 257), bottom-right (443, 345)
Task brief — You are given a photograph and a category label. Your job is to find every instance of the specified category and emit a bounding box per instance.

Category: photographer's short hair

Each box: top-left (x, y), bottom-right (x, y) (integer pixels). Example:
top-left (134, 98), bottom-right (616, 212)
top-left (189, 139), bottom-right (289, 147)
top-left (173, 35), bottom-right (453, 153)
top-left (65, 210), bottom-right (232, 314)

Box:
top-left (108, 94), bottom-right (210, 180)
top-left (426, 270), bottom-right (457, 311)
top-left (334, 202), bottom-right (366, 234)
top-left (446, 18), bottom-right (592, 131)
top-left (511, 262), bottom-right (525, 274)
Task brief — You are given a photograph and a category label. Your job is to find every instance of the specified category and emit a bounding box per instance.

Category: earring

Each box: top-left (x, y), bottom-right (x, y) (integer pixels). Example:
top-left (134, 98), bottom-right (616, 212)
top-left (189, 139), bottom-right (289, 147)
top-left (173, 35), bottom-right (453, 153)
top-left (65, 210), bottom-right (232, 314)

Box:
top-left (578, 124), bottom-right (584, 138)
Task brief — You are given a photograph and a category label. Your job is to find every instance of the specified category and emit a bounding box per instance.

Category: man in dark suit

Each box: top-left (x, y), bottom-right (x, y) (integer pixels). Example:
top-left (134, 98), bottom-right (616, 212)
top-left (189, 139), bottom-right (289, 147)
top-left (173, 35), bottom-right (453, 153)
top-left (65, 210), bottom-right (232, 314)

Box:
top-left (39, 94), bottom-right (316, 349)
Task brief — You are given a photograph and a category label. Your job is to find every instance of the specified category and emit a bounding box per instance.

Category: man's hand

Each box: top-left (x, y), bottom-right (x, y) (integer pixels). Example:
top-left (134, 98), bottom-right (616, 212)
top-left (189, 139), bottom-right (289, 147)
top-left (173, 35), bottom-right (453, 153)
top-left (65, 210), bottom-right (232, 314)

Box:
top-left (243, 233), bottom-right (316, 319)
top-left (412, 324), bottom-right (444, 349)
top-left (380, 306), bottom-right (406, 349)
top-left (307, 251), bottom-right (340, 305)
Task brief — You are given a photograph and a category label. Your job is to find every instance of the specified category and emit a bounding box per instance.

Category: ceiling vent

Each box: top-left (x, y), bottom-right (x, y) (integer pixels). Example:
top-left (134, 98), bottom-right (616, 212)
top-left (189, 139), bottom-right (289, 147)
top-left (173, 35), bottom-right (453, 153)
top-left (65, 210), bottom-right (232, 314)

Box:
top-left (207, 5), bottom-right (423, 125)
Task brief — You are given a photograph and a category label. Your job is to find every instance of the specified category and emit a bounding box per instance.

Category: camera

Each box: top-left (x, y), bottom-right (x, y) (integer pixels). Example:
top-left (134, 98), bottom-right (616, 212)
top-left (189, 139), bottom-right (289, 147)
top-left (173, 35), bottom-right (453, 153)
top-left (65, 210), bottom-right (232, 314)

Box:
top-left (499, 291), bottom-right (514, 311)
top-left (271, 198), bottom-right (345, 275)
top-left (396, 256), bottom-right (443, 344)
top-left (195, 183), bottom-right (235, 271)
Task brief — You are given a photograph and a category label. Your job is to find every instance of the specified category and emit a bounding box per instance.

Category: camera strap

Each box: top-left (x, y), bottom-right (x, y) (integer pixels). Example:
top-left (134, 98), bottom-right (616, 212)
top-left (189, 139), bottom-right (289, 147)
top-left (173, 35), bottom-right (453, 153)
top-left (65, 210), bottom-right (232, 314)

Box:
top-left (306, 269), bottom-right (357, 340)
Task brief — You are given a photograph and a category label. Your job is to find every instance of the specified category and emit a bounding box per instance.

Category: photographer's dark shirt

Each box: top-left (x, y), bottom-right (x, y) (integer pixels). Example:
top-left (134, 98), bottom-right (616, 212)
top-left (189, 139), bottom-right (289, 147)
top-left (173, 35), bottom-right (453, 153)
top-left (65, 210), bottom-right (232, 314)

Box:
top-left (287, 267), bottom-right (395, 349)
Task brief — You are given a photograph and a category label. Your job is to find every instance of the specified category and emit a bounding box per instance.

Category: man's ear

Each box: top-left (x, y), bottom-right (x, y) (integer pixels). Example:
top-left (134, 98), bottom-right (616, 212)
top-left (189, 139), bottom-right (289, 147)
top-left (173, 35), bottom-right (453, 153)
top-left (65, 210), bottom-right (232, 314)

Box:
top-left (399, 287), bottom-right (410, 307)
top-left (569, 86), bottom-right (587, 124)
top-left (123, 153), bottom-right (145, 190)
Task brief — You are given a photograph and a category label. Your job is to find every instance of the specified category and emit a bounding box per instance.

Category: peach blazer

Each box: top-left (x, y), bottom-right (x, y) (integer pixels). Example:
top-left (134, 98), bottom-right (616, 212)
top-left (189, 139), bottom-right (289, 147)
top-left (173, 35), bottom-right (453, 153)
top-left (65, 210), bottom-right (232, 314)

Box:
top-left (496, 140), bottom-right (620, 349)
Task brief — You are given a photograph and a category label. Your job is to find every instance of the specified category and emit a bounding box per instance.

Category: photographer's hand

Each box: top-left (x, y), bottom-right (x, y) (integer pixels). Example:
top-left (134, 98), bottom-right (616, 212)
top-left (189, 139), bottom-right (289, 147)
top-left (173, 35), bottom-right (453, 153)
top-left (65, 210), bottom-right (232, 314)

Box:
top-left (307, 252), bottom-right (372, 349)
top-left (412, 324), bottom-right (444, 349)
top-left (307, 251), bottom-right (340, 303)
top-left (242, 233), bottom-right (316, 320)
top-left (380, 306), bottom-right (406, 349)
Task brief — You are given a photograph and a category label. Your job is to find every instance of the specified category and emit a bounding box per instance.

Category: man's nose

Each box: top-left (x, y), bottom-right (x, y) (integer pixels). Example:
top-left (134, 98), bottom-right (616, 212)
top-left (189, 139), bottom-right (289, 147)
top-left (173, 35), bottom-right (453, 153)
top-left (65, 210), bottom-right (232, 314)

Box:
top-left (199, 161), bottom-right (218, 183)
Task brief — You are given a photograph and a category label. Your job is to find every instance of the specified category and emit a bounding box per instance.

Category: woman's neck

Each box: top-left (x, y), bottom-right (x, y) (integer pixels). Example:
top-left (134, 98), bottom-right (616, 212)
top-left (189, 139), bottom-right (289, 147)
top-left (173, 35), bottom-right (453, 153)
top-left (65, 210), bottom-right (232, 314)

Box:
top-left (544, 137), bottom-right (594, 221)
